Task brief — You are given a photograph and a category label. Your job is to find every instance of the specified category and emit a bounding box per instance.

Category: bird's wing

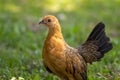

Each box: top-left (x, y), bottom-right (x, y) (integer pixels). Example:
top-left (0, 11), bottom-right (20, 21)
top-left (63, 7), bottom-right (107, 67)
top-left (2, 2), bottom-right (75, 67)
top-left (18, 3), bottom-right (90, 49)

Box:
top-left (78, 41), bottom-right (101, 63)
top-left (78, 22), bottom-right (112, 64)
top-left (65, 48), bottom-right (87, 80)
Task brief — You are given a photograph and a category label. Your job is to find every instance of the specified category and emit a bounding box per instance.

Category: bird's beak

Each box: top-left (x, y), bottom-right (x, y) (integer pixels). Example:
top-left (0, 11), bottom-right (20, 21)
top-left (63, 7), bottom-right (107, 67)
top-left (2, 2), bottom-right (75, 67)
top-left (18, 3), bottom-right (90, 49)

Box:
top-left (39, 20), bottom-right (44, 24)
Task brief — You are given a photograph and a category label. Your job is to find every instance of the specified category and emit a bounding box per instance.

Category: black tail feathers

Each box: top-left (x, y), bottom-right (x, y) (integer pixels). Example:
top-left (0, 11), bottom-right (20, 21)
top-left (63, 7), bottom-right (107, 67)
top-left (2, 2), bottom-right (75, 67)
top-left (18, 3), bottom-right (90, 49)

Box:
top-left (86, 22), bottom-right (113, 58)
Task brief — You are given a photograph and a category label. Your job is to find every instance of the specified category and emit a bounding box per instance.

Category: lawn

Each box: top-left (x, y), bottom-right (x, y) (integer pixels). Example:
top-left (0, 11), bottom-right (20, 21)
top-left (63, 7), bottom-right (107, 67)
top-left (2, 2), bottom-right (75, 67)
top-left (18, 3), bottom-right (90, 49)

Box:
top-left (0, 0), bottom-right (120, 80)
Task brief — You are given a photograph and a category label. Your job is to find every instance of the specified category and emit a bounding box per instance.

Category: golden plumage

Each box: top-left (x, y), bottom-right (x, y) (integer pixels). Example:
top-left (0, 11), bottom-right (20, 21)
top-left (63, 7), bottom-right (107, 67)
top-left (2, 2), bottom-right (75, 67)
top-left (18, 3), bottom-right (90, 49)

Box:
top-left (39, 15), bottom-right (112, 80)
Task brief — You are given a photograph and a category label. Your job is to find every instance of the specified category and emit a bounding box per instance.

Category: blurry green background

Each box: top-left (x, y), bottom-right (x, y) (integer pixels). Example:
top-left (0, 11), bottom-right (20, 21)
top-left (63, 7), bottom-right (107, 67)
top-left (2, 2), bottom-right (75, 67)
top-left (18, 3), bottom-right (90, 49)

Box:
top-left (0, 0), bottom-right (120, 80)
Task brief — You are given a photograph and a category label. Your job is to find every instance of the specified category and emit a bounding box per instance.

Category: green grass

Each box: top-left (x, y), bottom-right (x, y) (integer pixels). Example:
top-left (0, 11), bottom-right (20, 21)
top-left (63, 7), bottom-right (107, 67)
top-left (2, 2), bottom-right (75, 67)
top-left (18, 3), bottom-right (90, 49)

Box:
top-left (0, 0), bottom-right (120, 80)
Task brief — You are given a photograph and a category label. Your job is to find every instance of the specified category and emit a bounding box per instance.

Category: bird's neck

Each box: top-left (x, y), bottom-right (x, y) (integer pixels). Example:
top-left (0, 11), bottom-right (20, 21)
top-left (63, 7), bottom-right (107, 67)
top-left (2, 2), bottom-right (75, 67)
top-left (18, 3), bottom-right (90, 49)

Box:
top-left (47, 24), bottom-right (64, 40)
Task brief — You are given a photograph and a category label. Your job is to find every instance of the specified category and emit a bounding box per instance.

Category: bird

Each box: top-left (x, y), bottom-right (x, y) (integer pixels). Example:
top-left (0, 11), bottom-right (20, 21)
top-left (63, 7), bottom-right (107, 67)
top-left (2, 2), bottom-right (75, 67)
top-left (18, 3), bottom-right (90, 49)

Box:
top-left (39, 15), bottom-right (113, 80)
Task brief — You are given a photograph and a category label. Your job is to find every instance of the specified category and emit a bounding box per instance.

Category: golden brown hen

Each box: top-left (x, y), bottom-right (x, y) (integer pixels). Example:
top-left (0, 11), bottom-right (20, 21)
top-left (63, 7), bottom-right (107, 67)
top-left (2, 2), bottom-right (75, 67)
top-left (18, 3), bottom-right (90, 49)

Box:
top-left (39, 15), bottom-right (113, 80)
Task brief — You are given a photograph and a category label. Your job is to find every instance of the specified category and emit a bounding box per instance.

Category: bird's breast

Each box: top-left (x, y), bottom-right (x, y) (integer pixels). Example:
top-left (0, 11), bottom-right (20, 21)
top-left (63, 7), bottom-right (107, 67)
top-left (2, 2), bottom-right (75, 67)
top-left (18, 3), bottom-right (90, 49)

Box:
top-left (42, 36), bottom-right (67, 73)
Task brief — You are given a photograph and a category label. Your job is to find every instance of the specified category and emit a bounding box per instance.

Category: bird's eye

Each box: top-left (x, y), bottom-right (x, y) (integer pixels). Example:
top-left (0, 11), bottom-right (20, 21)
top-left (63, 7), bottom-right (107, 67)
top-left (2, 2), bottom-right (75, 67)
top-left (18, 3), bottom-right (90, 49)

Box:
top-left (48, 19), bottom-right (51, 22)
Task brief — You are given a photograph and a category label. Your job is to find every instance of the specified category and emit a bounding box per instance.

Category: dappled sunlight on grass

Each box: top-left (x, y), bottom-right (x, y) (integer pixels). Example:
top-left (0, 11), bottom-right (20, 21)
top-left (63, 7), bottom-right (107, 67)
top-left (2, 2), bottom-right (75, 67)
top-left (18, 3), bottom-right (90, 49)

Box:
top-left (4, 4), bottom-right (21, 13)
top-left (43, 0), bottom-right (83, 12)
top-left (0, 0), bottom-right (120, 80)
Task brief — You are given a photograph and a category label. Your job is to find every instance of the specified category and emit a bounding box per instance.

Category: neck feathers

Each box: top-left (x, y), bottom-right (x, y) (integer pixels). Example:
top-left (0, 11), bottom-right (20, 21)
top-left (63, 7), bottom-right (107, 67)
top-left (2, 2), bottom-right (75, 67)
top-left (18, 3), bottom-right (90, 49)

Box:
top-left (47, 23), bottom-right (64, 40)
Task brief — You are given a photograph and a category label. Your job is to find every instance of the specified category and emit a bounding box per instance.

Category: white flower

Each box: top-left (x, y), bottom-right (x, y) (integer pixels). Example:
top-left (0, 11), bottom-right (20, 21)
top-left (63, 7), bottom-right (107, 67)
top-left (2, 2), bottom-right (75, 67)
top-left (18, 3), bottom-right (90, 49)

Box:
top-left (10, 77), bottom-right (17, 80)
top-left (18, 77), bottom-right (25, 80)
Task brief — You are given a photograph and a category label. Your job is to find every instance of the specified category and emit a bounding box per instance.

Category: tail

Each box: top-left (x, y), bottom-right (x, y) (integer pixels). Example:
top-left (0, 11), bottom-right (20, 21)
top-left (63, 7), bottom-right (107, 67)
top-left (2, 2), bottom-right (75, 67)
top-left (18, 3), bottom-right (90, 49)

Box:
top-left (79, 22), bottom-right (113, 63)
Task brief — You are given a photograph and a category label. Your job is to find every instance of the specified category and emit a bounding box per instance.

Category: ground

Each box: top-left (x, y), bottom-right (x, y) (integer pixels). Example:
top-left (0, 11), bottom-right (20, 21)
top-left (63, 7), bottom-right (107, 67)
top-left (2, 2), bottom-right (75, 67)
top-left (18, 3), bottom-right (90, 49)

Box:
top-left (0, 0), bottom-right (120, 80)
